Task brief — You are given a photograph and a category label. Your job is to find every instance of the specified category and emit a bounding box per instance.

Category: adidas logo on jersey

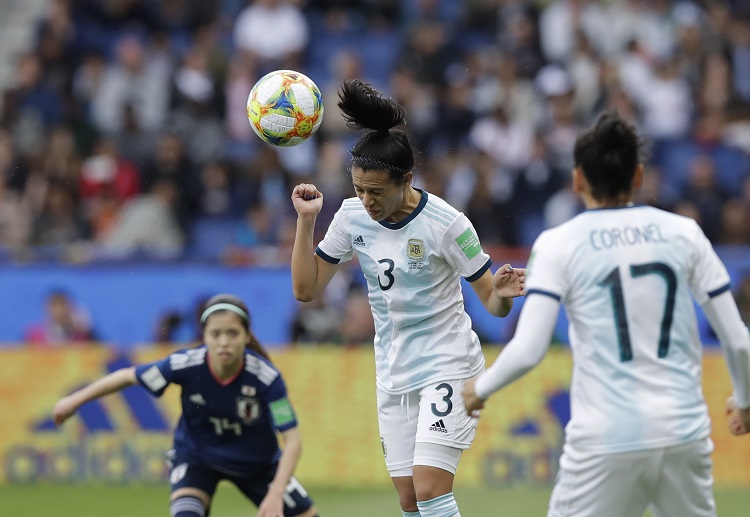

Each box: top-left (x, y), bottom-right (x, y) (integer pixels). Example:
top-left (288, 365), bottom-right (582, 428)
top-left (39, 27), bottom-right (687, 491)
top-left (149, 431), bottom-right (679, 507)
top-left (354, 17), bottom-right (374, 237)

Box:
top-left (353, 235), bottom-right (366, 247)
top-left (189, 393), bottom-right (207, 406)
top-left (429, 419), bottom-right (448, 433)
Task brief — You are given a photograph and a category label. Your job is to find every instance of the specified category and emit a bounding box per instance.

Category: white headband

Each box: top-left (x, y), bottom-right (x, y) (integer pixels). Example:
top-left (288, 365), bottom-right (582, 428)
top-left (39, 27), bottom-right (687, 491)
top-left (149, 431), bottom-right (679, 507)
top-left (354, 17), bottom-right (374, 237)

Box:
top-left (200, 303), bottom-right (249, 324)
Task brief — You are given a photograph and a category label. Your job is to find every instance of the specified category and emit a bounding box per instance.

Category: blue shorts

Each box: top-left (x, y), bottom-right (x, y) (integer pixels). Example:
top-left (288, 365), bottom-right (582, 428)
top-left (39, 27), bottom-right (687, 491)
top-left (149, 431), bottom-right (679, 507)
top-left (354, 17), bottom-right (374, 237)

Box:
top-left (167, 449), bottom-right (314, 516)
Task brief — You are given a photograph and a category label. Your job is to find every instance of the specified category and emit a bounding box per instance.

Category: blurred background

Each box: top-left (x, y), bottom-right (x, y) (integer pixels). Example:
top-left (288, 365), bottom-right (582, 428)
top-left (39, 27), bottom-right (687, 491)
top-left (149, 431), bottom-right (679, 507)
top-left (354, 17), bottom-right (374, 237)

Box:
top-left (0, 0), bottom-right (749, 514)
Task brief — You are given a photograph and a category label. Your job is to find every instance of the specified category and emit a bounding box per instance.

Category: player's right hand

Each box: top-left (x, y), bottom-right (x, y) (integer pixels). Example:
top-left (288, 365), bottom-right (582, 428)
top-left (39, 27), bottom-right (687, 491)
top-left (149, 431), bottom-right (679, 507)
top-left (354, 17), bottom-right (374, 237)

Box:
top-left (291, 183), bottom-right (323, 216)
top-left (726, 396), bottom-right (750, 435)
top-left (53, 396), bottom-right (78, 427)
top-left (462, 377), bottom-right (486, 415)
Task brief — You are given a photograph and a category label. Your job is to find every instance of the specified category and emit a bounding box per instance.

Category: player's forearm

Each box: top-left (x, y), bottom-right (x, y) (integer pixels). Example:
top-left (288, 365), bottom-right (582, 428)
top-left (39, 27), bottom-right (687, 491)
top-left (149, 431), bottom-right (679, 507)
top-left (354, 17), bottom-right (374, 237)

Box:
top-left (475, 296), bottom-right (557, 399)
top-left (703, 292), bottom-right (750, 408)
top-left (485, 293), bottom-right (513, 318)
top-left (291, 215), bottom-right (320, 301)
top-left (269, 429), bottom-right (303, 495)
top-left (69, 367), bottom-right (137, 408)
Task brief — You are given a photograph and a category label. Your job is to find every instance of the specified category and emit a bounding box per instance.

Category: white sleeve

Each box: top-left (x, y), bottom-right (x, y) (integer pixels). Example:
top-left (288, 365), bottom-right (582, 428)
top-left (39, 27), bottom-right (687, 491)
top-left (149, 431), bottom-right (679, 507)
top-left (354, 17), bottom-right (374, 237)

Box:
top-left (442, 213), bottom-right (492, 279)
top-left (316, 206), bottom-right (354, 264)
top-left (474, 293), bottom-right (561, 400)
top-left (701, 291), bottom-right (750, 409)
top-left (687, 221), bottom-right (731, 304)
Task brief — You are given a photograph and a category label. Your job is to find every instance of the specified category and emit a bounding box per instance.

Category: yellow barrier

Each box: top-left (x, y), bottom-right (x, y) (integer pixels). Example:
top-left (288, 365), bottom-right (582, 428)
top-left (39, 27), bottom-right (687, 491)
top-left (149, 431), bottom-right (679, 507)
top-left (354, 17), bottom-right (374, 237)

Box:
top-left (0, 346), bottom-right (746, 488)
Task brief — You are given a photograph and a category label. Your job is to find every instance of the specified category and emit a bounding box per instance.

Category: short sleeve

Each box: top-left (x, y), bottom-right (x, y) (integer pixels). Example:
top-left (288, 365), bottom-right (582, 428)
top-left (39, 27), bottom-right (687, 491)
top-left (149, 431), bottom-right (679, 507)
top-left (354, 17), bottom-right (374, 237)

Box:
top-left (442, 214), bottom-right (492, 281)
top-left (525, 231), bottom-right (567, 301)
top-left (316, 205), bottom-right (354, 264)
top-left (134, 356), bottom-right (175, 397)
top-left (265, 375), bottom-right (298, 432)
top-left (686, 221), bottom-right (731, 305)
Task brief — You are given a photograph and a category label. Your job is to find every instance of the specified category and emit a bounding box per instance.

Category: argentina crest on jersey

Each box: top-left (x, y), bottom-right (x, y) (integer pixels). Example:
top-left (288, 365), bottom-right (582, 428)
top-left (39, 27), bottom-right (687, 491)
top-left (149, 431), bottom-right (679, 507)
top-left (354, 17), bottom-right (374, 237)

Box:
top-left (237, 397), bottom-right (260, 424)
top-left (407, 238), bottom-right (425, 270)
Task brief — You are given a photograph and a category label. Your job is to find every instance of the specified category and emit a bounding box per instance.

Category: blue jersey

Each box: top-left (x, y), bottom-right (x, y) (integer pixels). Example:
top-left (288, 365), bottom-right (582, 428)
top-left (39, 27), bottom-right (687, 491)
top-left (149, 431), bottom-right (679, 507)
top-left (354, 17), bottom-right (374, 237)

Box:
top-left (134, 346), bottom-right (297, 473)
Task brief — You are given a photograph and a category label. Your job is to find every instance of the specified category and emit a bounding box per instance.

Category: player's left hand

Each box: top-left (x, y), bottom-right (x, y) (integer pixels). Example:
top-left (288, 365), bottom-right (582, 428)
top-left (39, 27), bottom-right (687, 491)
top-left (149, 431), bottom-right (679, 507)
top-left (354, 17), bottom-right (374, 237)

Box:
top-left (726, 396), bottom-right (750, 436)
top-left (492, 264), bottom-right (526, 299)
top-left (462, 378), bottom-right (486, 416)
top-left (257, 491), bottom-right (284, 517)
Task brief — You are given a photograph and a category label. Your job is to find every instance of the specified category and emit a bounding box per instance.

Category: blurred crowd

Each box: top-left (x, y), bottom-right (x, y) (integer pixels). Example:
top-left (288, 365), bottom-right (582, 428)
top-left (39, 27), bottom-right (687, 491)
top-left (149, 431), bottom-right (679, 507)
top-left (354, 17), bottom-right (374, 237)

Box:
top-left (0, 0), bottom-right (749, 266)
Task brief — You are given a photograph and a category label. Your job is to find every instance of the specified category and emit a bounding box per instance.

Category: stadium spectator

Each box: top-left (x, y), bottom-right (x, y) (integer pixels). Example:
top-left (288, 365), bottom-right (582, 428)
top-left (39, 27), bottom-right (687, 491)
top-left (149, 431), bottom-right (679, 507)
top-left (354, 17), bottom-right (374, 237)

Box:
top-left (102, 178), bottom-right (185, 258)
top-left (29, 178), bottom-right (91, 247)
top-left (90, 33), bottom-right (172, 135)
top-left (290, 79), bottom-right (525, 517)
top-left (463, 111), bottom-right (750, 517)
top-left (0, 171), bottom-right (30, 250)
top-left (232, 0), bottom-right (309, 73)
top-left (24, 290), bottom-right (96, 346)
top-left (79, 137), bottom-right (141, 242)
top-left (52, 293), bottom-right (319, 517)
top-left (681, 154), bottom-right (727, 243)
top-left (139, 131), bottom-right (197, 228)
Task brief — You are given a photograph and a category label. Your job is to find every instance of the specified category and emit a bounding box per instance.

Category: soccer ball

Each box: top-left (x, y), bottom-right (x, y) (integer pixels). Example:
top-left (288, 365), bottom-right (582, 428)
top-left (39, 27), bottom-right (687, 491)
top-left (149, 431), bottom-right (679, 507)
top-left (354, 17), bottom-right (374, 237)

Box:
top-left (246, 69), bottom-right (324, 147)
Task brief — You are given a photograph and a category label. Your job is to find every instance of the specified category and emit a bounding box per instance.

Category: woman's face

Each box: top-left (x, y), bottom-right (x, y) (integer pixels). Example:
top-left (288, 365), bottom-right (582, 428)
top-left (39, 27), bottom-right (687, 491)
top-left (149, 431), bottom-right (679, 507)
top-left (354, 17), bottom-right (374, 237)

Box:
top-left (203, 311), bottom-right (249, 370)
top-left (351, 167), bottom-right (408, 222)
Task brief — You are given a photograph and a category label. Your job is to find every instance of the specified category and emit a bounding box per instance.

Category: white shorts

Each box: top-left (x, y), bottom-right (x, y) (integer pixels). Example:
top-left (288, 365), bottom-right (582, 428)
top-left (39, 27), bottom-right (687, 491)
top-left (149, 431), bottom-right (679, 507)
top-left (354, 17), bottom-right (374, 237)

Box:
top-left (377, 378), bottom-right (479, 477)
top-left (548, 437), bottom-right (716, 517)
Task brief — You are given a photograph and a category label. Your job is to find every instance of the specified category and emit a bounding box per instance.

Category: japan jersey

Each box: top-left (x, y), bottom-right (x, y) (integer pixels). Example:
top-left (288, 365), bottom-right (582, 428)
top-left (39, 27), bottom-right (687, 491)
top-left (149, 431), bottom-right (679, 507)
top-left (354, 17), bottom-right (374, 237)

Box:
top-left (316, 190), bottom-right (491, 394)
top-left (526, 205), bottom-right (731, 454)
top-left (135, 345), bottom-right (297, 473)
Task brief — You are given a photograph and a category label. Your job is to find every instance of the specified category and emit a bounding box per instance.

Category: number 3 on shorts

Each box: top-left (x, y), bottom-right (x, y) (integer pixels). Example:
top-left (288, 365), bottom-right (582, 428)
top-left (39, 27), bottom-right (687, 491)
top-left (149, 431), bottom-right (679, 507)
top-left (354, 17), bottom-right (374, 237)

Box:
top-left (431, 383), bottom-right (453, 417)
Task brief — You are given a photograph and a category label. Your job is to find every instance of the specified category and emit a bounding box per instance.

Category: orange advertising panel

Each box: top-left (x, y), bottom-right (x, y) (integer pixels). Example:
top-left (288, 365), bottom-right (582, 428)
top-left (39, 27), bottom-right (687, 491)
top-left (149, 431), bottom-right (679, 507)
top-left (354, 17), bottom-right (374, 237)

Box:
top-left (0, 346), bottom-right (746, 488)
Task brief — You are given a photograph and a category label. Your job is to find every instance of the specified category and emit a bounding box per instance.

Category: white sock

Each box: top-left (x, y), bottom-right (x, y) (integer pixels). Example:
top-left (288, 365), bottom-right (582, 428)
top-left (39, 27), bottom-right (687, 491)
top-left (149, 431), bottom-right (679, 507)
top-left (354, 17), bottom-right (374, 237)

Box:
top-left (416, 493), bottom-right (461, 517)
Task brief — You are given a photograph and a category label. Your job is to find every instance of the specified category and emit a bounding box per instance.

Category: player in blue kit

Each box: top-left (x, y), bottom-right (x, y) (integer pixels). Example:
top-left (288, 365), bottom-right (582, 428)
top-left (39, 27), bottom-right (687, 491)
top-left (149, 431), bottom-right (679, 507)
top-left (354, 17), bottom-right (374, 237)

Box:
top-left (290, 79), bottom-right (525, 517)
top-left (53, 294), bottom-right (318, 517)
top-left (462, 111), bottom-right (750, 517)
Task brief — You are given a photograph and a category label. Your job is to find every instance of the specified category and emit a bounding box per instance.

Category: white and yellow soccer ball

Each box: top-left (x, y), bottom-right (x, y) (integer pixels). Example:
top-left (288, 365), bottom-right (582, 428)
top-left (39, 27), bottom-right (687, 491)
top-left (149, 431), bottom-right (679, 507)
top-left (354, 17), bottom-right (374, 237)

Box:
top-left (246, 69), bottom-right (324, 147)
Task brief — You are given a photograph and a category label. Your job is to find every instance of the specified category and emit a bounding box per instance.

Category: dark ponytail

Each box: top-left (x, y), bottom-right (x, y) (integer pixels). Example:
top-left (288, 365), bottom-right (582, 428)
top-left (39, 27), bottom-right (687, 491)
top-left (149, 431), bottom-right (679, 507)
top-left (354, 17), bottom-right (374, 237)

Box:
top-left (573, 110), bottom-right (645, 200)
top-left (338, 79), bottom-right (414, 183)
top-left (200, 294), bottom-right (272, 362)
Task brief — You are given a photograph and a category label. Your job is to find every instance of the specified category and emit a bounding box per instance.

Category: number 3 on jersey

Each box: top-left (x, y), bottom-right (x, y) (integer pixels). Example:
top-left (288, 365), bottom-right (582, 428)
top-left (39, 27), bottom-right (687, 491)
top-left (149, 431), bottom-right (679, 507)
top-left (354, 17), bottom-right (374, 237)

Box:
top-left (378, 258), bottom-right (395, 290)
top-left (599, 261), bottom-right (677, 362)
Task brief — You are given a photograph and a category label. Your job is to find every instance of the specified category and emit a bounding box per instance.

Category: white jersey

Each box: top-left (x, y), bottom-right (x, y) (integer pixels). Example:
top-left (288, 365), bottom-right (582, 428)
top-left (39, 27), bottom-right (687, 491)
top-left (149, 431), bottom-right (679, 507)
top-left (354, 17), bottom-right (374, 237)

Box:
top-left (526, 205), bottom-right (731, 454)
top-left (316, 191), bottom-right (489, 394)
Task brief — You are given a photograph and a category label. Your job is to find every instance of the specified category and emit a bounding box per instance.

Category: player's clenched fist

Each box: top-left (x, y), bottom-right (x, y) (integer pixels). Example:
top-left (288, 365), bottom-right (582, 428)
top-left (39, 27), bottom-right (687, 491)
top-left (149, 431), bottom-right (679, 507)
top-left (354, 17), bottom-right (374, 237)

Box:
top-left (291, 184), bottom-right (323, 216)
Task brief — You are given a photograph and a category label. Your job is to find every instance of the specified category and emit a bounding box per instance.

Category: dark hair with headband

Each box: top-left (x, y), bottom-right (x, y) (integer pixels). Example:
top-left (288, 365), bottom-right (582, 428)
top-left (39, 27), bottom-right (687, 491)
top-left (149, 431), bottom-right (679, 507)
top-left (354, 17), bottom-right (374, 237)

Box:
top-left (200, 294), bottom-right (271, 361)
top-left (338, 79), bottom-right (414, 185)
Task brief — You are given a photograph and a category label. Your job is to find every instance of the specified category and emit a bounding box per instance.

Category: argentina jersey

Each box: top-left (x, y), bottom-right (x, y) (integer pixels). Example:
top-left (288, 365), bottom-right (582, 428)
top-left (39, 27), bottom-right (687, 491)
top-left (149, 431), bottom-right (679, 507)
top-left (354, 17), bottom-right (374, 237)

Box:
top-left (134, 346), bottom-right (298, 472)
top-left (316, 190), bottom-right (490, 394)
top-left (526, 205), bottom-right (731, 453)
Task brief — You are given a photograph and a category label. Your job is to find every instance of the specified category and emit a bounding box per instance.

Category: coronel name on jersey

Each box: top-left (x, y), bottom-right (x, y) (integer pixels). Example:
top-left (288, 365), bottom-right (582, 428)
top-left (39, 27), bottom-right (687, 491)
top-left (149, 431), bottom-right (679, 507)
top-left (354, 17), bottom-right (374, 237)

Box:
top-left (590, 223), bottom-right (668, 251)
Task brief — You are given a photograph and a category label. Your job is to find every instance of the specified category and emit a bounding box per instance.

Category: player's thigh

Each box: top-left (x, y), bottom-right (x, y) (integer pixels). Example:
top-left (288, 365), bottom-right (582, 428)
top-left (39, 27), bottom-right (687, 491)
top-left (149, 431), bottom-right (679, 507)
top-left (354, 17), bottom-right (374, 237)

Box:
top-left (415, 378), bottom-right (479, 451)
top-left (377, 388), bottom-right (420, 476)
top-left (233, 468), bottom-right (315, 517)
top-left (548, 447), bottom-right (652, 517)
top-left (167, 449), bottom-right (220, 502)
top-left (651, 438), bottom-right (716, 517)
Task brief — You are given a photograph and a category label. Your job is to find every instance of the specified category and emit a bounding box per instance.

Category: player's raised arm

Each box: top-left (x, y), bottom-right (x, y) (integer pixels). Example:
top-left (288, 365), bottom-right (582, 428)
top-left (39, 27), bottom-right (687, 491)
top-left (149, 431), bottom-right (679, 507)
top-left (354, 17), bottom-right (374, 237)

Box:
top-left (52, 367), bottom-right (137, 427)
top-left (290, 183), bottom-right (339, 301)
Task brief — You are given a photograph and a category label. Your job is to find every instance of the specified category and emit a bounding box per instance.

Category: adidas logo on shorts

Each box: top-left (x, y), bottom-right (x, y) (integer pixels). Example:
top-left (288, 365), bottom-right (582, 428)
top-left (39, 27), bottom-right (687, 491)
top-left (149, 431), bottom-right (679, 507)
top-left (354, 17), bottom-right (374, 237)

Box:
top-left (429, 419), bottom-right (448, 433)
